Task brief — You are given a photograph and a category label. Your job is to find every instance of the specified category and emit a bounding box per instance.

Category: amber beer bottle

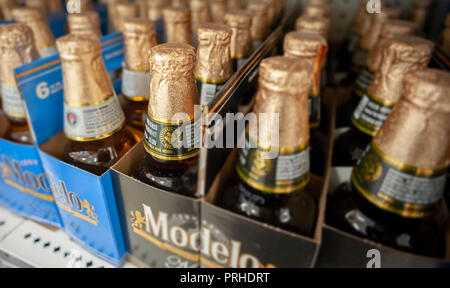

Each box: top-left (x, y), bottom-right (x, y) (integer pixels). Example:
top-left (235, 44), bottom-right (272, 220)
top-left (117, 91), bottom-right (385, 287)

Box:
top-left (0, 24), bottom-right (40, 144)
top-left (12, 7), bottom-right (57, 58)
top-left (162, 6), bottom-right (192, 44)
top-left (333, 36), bottom-right (434, 167)
top-left (224, 10), bottom-right (253, 72)
top-left (216, 56), bottom-right (316, 236)
top-left (56, 33), bottom-right (137, 175)
top-left (67, 11), bottom-right (102, 37)
top-left (247, 1), bottom-right (269, 50)
top-left (120, 18), bottom-right (157, 130)
top-left (328, 69), bottom-right (450, 257)
top-left (131, 43), bottom-right (200, 197)
top-left (195, 24), bottom-right (233, 106)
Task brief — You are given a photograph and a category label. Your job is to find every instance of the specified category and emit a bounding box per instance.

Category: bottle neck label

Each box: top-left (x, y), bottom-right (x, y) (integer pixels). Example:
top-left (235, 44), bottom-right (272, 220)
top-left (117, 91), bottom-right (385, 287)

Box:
top-left (236, 138), bottom-right (310, 194)
top-left (351, 93), bottom-right (395, 136)
top-left (1, 82), bottom-right (26, 120)
top-left (354, 66), bottom-right (374, 97)
top-left (121, 68), bottom-right (151, 102)
top-left (143, 114), bottom-right (200, 161)
top-left (39, 46), bottom-right (58, 59)
top-left (64, 94), bottom-right (125, 141)
top-left (196, 78), bottom-right (227, 106)
top-left (352, 143), bottom-right (447, 218)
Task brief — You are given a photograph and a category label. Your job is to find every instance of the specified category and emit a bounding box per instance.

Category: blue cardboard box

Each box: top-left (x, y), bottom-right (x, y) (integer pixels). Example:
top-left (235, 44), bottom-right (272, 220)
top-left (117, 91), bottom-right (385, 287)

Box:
top-left (16, 32), bottom-right (128, 266)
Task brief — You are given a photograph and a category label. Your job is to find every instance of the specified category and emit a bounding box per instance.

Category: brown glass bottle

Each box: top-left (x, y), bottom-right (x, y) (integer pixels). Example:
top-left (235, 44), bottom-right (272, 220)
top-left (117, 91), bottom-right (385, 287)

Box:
top-left (333, 36), bottom-right (434, 167)
top-left (56, 33), bottom-right (137, 176)
top-left (131, 43), bottom-right (200, 197)
top-left (195, 23), bottom-right (233, 106)
top-left (328, 69), bottom-right (450, 257)
top-left (67, 11), bottom-right (102, 37)
top-left (162, 6), bottom-right (192, 44)
top-left (224, 10), bottom-right (253, 72)
top-left (0, 24), bottom-right (40, 144)
top-left (119, 18), bottom-right (157, 131)
top-left (216, 56), bottom-right (316, 237)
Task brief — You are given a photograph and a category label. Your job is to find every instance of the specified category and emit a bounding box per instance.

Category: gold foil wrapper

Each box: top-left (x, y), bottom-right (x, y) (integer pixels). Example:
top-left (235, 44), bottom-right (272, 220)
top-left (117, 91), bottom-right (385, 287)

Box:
top-left (115, 3), bottom-right (138, 31)
top-left (295, 16), bottom-right (330, 39)
top-left (368, 36), bottom-right (434, 104)
top-left (24, 0), bottom-right (47, 12)
top-left (56, 33), bottom-right (114, 106)
top-left (105, 0), bottom-right (126, 29)
top-left (227, 0), bottom-right (242, 10)
top-left (0, 23), bottom-right (39, 86)
top-left (283, 31), bottom-right (327, 95)
top-left (374, 69), bottom-right (450, 170)
top-left (148, 43), bottom-right (199, 121)
top-left (210, 0), bottom-right (226, 24)
top-left (12, 7), bottom-right (55, 51)
top-left (68, 11), bottom-right (102, 37)
top-left (366, 20), bottom-right (418, 71)
top-left (261, 0), bottom-right (276, 26)
top-left (195, 23), bottom-right (233, 82)
top-left (190, 0), bottom-right (211, 34)
top-left (359, 11), bottom-right (391, 51)
top-left (173, 0), bottom-right (188, 8)
top-left (147, 0), bottom-right (168, 21)
top-left (224, 10), bottom-right (253, 58)
top-left (247, 1), bottom-right (269, 41)
top-left (302, 4), bottom-right (329, 18)
top-left (0, 0), bottom-right (19, 21)
top-left (252, 56), bottom-right (314, 149)
top-left (122, 18), bottom-right (157, 72)
top-left (163, 7), bottom-right (192, 44)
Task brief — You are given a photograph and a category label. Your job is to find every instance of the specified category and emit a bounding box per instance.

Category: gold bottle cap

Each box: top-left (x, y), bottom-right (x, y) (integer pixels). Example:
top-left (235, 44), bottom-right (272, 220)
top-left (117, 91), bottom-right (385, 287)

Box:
top-left (148, 43), bottom-right (199, 121)
top-left (247, 1), bottom-right (269, 41)
top-left (56, 33), bottom-right (114, 106)
top-left (195, 23), bottom-right (233, 82)
top-left (115, 3), bottom-right (138, 31)
top-left (24, 0), bottom-right (47, 12)
top-left (374, 69), bottom-right (450, 170)
top-left (210, 0), bottom-right (226, 24)
top-left (163, 6), bottom-right (192, 44)
top-left (359, 10), bottom-right (392, 52)
top-left (253, 56), bottom-right (314, 149)
top-left (261, 0), bottom-right (276, 26)
top-left (189, 0), bottom-right (211, 34)
top-left (67, 11), bottom-right (102, 37)
top-left (0, 0), bottom-right (19, 21)
top-left (302, 3), bottom-right (329, 18)
top-left (122, 18), bottom-right (157, 72)
top-left (366, 20), bottom-right (418, 71)
top-left (368, 35), bottom-right (434, 104)
top-left (295, 16), bottom-right (330, 39)
top-left (48, 0), bottom-right (63, 12)
top-left (147, 0), bottom-right (167, 21)
top-left (227, 0), bottom-right (242, 10)
top-left (12, 7), bottom-right (56, 51)
top-left (104, 0), bottom-right (126, 29)
top-left (172, 0), bottom-right (188, 8)
top-left (224, 10), bottom-right (253, 58)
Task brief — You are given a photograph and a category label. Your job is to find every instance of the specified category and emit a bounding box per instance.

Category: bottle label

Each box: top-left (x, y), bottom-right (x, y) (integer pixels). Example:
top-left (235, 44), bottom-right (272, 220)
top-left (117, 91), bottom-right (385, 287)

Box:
top-left (352, 143), bottom-right (447, 218)
top-left (143, 114), bottom-right (200, 161)
top-left (351, 49), bottom-right (369, 71)
top-left (1, 82), bottom-right (26, 119)
top-left (39, 46), bottom-right (58, 58)
top-left (196, 79), bottom-right (227, 106)
top-left (64, 94), bottom-right (126, 141)
top-left (351, 93), bottom-right (394, 136)
top-left (309, 93), bottom-right (321, 128)
top-left (121, 68), bottom-right (151, 101)
top-left (236, 138), bottom-right (310, 194)
top-left (354, 66), bottom-right (374, 97)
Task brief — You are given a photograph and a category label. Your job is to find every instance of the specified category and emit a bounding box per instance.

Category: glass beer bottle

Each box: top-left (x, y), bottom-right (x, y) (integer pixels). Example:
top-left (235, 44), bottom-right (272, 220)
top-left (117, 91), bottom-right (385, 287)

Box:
top-left (162, 6), bottom-right (192, 45)
top-left (224, 10), bottom-right (253, 72)
top-left (67, 11), bottom-right (102, 37)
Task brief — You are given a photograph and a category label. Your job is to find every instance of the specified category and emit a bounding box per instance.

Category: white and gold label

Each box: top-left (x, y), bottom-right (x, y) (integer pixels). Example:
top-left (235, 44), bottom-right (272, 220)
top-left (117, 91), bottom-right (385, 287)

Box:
top-left (1, 82), bottom-right (26, 119)
top-left (121, 68), bottom-right (151, 101)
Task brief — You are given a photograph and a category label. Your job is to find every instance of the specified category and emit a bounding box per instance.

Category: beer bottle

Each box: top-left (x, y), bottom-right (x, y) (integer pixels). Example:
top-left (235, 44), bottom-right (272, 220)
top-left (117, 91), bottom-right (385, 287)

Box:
top-left (114, 3), bottom-right (138, 32)
top-left (209, 0), bottom-right (226, 24)
top-left (12, 7), bottom-right (57, 58)
top-left (147, 0), bottom-right (167, 22)
top-left (327, 69), bottom-right (450, 257)
top-left (224, 10), bottom-right (253, 72)
top-left (302, 3), bottom-right (328, 19)
top-left (0, 0), bottom-right (18, 20)
top-left (216, 56), bottom-right (316, 236)
top-left (340, 20), bottom-right (418, 128)
top-left (247, 1), bottom-right (269, 50)
top-left (189, 0), bottom-right (211, 35)
top-left (67, 11), bottom-right (102, 37)
top-left (0, 24), bottom-right (40, 144)
top-left (104, 0), bottom-right (126, 32)
top-left (65, 0), bottom-right (93, 13)
top-left (131, 43), bottom-right (200, 197)
top-left (120, 18), bottom-right (157, 130)
top-left (261, 0), bottom-right (276, 28)
top-left (411, 0), bottom-right (432, 34)
top-left (333, 36), bottom-right (434, 167)
top-left (56, 33), bottom-right (137, 175)
top-left (341, 0), bottom-right (369, 63)
top-left (295, 16), bottom-right (330, 50)
top-left (162, 6), bottom-right (192, 44)
top-left (195, 23), bottom-right (233, 106)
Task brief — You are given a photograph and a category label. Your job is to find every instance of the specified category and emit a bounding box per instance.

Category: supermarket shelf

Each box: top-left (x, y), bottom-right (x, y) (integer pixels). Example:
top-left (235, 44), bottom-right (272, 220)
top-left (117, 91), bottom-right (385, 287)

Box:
top-left (0, 206), bottom-right (136, 268)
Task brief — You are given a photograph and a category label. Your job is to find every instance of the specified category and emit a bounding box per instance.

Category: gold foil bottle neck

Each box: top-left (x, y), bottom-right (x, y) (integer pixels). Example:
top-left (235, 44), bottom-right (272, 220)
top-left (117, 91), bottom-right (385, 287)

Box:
top-left (163, 7), bottom-right (192, 44)
top-left (172, 0), bottom-right (188, 8)
top-left (148, 43), bottom-right (199, 121)
top-left (247, 1), bottom-right (269, 41)
top-left (122, 18), bottom-right (157, 72)
top-left (0, 0), bottom-right (18, 20)
top-left (295, 16), bottom-right (330, 39)
top-left (253, 56), bottom-right (314, 149)
top-left (12, 7), bottom-right (55, 51)
top-left (105, 0), bottom-right (126, 29)
top-left (195, 23), bottom-right (233, 82)
top-left (56, 33), bottom-right (114, 106)
top-left (373, 69), bottom-right (450, 170)
top-left (359, 10), bottom-right (391, 51)
top-left (210, 0), bottom-right (226, 24)
top-left (115, 3), bottom-right (138, 31)
top-left (227, 0), bottom-right (242, 10)
top-left (302, 3), bottom-right (329, 18)
top-left (366, 20), bottom-right (418, 71)
top-left (0, 23), bottom-right (40, 85)
top-left (67, 11), bottom-right (102, 37)
top-left (189, 0), bottom-right (211, 34)
top-left (147, 0), bottom-right (167, 21)
top-left (368, 36), bottom-right (434, 104)
top-left (24, 0), bottom-right (47, 13)
top-left (224, 10), bottom-right (253, 58)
